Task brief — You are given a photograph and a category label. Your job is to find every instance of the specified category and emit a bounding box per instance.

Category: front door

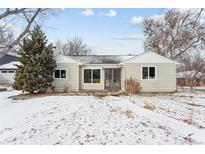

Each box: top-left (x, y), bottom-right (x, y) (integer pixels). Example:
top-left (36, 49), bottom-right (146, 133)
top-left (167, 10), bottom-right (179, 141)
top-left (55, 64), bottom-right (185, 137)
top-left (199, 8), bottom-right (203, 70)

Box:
top-left (104, 68), bottom-right (121, 90)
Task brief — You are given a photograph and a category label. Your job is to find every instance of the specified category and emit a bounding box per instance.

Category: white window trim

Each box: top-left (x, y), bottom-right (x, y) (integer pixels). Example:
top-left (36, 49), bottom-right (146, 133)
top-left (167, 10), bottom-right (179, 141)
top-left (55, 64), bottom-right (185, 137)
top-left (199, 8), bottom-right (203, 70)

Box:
top-left (8, 70), bottom-right (15, 73)
top-left (141, 66), bottom-right (157, 80)
top-left (54, 69), bottom-right (67, 79)
top-left (1, 70), bottom-right (7, 73)
top-left (83, 68), bottom-right (101, 84)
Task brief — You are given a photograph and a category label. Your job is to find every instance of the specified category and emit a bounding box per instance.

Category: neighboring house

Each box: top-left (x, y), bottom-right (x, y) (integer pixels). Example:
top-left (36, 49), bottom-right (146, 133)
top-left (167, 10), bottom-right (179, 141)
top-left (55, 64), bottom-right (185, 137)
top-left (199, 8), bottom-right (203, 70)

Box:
top-left (53, 51), bottom-right (176, 92)
top-left (0, 54), bottom-right (19, 65)
top-left (177, 71), bottom-right (205, 87)
top-left (0, 62), bottom-right (19, 84)
top-left (0, 54), bottom-right (19, 84)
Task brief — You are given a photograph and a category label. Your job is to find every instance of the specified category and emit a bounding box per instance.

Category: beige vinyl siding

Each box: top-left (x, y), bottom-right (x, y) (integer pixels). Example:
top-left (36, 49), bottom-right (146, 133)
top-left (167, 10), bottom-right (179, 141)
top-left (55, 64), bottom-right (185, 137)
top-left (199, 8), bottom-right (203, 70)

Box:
top-left (52, 63), bottom-right (79, 92)
top-left (122, 63), bottom-right (176, 92)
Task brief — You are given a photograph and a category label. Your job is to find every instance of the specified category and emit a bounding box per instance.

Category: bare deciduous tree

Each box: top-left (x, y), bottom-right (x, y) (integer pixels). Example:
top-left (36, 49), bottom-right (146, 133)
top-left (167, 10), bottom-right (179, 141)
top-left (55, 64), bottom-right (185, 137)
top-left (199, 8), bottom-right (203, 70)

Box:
top-left (144, 8), bottom-right (205, 61)
top-left (178, 51), bottom-right (205, 89)
top-left (55, 37), bottom-right (92, 56)
top-left (0, 8), bottom-right (55, 54)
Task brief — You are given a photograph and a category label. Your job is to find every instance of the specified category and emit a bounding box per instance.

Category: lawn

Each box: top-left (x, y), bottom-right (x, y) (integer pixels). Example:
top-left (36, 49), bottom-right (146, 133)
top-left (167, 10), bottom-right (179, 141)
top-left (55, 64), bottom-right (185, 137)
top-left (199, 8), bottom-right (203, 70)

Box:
top-left (0, 90), bottom-right (205, 144)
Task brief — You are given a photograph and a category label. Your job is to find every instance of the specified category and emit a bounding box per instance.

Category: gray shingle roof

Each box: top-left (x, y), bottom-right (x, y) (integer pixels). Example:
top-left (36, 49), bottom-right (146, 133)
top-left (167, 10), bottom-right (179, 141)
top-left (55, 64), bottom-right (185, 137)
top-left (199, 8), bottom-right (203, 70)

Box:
top-left (0, 54), bottom-right (18, 65)
top-left (68, 55), bottom-right (134, 64)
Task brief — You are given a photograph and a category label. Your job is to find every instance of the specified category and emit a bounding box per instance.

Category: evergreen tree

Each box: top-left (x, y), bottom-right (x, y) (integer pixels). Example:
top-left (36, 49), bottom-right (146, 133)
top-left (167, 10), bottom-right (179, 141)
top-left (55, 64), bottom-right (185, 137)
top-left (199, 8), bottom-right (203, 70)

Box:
top-left (13, 25), bottom-right (56, 94)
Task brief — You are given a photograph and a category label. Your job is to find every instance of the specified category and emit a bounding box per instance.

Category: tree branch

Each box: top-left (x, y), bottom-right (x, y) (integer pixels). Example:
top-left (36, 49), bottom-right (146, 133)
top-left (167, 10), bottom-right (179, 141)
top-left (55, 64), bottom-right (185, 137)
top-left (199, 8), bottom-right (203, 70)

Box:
top-left (0, 8), bottom-right (26, 20)
top-left (2, 8), bottom-right (42, 54)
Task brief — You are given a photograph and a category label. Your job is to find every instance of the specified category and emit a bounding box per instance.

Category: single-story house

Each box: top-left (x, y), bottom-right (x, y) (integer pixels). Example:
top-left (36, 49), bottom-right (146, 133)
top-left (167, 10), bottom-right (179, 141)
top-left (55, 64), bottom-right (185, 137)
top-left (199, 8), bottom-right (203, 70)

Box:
top-left (0, 51), bottom-right (176, 92)
top-left (53, 51), bottom-right (176, 92)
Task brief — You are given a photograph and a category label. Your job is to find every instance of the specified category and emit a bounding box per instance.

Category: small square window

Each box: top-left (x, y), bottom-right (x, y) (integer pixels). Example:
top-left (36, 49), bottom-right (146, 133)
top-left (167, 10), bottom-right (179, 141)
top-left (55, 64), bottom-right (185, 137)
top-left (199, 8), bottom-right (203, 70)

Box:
top-left (83, 69), bottom-right (101, 83)
top-left (55, 69), bottom-right (66, 79)
top-left (142, 67), bottom-right (156, 79)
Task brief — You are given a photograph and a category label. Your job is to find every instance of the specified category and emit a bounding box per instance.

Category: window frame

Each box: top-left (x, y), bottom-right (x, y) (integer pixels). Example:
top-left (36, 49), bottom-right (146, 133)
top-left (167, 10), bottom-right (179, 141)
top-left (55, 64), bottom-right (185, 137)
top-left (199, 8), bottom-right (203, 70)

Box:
top-left (54, 69), bottom-right (67, 79)
top-left (83, 68), bottom-right (101, 84)
top-left (1, 70), bottom-right (7, 73)
top-left (84, 69), bottom-right (92, 83)
top-left (8, 70), bottom-right (15, 73)
top-left (141, 66), bottom-right (157, 80)
top-left (60, 70), bottom-right (67, 79)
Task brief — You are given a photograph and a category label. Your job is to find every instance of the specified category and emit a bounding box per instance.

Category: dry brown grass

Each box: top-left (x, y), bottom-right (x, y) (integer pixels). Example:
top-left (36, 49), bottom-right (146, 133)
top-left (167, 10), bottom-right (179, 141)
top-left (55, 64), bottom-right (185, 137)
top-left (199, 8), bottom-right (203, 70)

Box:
top-left (184, 104), bottom-right (194, 125)
top-left (110, 108), bottom-right (133, 118)
top-left (94, 93), bottom-right (110, 98)
top-left (183, 118), bottom-right (193, 124)
top-left (80, 89), bottom-right (109, 93)
top-left (120, 109), bottom-right (133, 118)
top-left (9, 89), bottom-right (120, 101)
top-left (143, 100), bottom-right (156, 110)
top-left (124, 77), bottom-right (141, 94)
top-left (111, 91), bottom-right (120, 96)
top-left (94, 91), bottom-right (120, 98)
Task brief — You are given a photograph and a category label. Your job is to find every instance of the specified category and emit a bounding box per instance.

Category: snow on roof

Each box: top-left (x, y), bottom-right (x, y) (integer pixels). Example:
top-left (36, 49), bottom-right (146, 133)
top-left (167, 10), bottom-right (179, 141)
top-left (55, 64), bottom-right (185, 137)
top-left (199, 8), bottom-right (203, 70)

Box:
top-left (67, 55), bottom-right (134, 64)
top-left (119, 51), bottom-right (177, 64)
top-left (0, 54), bottom-right (18, 65)
top-left (0, 61), bottom-right (20, 69)
top-left (55, 54), bottom-right (82, 64)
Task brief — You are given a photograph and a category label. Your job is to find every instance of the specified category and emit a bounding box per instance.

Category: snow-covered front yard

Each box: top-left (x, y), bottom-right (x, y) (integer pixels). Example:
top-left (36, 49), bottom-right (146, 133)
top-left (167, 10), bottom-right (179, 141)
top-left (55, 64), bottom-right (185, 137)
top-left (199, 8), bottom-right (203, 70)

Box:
top-left (0, 90), bottom-right (205, 144)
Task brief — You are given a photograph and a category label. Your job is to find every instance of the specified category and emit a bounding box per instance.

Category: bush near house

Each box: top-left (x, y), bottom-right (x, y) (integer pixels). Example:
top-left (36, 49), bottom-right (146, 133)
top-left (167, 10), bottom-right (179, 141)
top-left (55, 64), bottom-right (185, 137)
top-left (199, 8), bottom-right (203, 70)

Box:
top-left (124, 77), bottom-right (141, 94)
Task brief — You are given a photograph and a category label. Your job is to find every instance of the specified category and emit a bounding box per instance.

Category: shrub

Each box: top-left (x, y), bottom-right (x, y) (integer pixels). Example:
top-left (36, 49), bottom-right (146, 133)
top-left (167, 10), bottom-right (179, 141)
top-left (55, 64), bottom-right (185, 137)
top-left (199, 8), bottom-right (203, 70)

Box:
top-left (95, 93), bottom-right (109, 98)
top-left (124, 77), bottom-right (141, 94)
top-left (120, 109), bottom-right (133, 118)
top-left (46, 86), bottom-right (54, 94)
top-left (143, 100), bottom-right (156, 110)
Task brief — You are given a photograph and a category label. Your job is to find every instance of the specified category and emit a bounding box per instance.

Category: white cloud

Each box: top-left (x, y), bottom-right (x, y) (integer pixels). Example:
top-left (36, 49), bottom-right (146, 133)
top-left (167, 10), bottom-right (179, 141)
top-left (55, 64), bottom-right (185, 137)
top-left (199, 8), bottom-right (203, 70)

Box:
top-left (105, 10), bottom-right (117, 17)
top-left (81, 9), bottom-right (95, 16)
top-left (81, 9), bottom-right (117, 17)
top-left (112, 34), bottom-right (144, 40)
top-left (148, 14), bottom-right (164, 20)
top-left (130, 16), bottom-right (144, 25)
top-left (130, 14), bottom-right (165, 25)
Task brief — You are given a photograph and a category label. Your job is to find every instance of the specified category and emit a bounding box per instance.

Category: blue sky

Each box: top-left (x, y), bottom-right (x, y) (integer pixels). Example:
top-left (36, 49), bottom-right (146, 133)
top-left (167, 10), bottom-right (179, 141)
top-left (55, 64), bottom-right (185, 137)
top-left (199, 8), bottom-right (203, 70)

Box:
top-left (43, 8), bottom-right (166, 55)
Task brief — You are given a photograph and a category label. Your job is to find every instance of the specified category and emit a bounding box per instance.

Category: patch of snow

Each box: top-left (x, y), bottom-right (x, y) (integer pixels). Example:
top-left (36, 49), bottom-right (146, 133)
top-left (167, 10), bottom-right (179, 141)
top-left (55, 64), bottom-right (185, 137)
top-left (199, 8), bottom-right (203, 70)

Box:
top-left (0, 61), bottom-right (20, 69)
top-left (128, 96), bottom-right (205, 143)
top-left (0, 90), bottom-right (46, 129)
top-left (0, 90), bottom-right (205, 144)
